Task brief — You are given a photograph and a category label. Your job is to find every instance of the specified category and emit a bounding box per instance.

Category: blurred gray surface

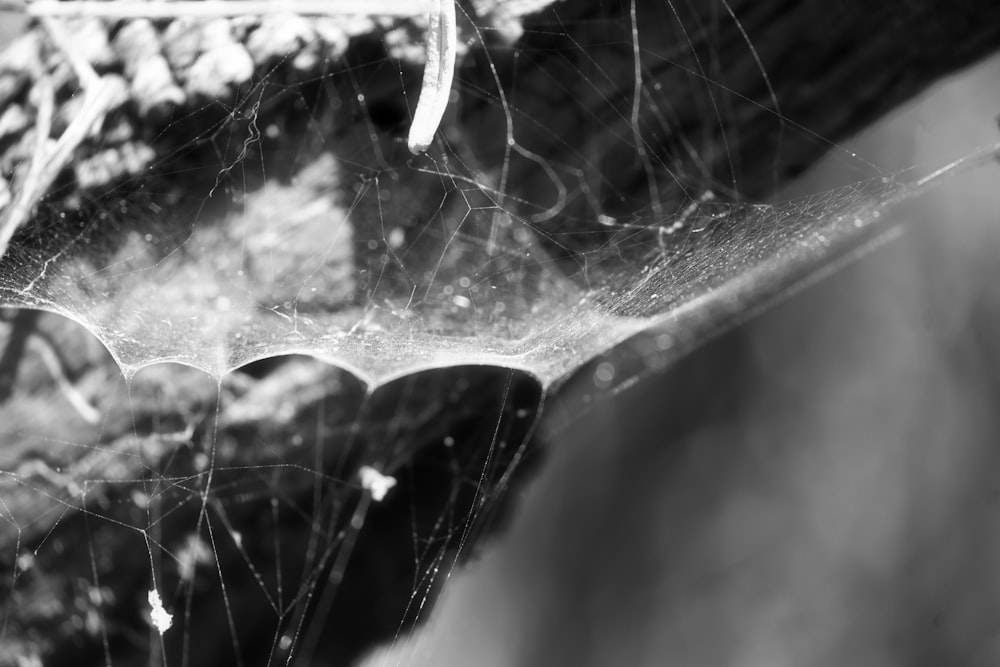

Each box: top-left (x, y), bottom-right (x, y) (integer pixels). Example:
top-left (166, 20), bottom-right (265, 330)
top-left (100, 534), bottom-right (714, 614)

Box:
top-left (365, 51), bottom-right (1000, 667)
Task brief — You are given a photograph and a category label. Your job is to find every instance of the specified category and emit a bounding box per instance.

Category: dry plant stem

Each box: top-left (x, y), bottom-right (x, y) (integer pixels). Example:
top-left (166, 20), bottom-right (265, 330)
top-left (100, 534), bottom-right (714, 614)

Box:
top-left (0, 19), bottom-right (120, 259)
top-left (26, 0), bottom-right (458, 154)
top-left (17, 0), bottom-right (430, 18)
top-left (0, 0), bottom-right (458, 232)
top-left (27, 331), bottom-right (101, 424)
top-left (39, 79), bottom-right (120, 184)
top-left (408, 0), bottom-right (457, 154)
top-left (40, 16), bottom-right (99, 87)
top-left (0, 78), bottom-right (53, 258)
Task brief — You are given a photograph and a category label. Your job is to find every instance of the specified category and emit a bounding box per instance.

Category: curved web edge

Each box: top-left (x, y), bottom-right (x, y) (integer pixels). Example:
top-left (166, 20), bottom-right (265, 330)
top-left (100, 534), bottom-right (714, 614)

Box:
top-left (548, 145), bottom-right (1000, 398)
top-left (1, 146), bottom-right (995, 389)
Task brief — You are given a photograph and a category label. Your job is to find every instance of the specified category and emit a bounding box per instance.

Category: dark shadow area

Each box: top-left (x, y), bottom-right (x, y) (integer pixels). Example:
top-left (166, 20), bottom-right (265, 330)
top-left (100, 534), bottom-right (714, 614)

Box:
top-left (0, 326), bottom-right (545, 666)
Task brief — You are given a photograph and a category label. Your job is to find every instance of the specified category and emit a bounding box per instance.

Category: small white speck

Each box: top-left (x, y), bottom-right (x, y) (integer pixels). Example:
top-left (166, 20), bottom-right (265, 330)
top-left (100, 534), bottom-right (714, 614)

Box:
top-left (176, 535), bottom-right (212, 583)
top-left (387, 227), bottom-right (405, 249)
top-left (131, 490), bottom-right (148, 509)
top-left (359, 465), bottom-right (397, 502)
top-left (16, 552), bottom-right (34, 573)
top-left (148, 589), bottom-right (172, 635)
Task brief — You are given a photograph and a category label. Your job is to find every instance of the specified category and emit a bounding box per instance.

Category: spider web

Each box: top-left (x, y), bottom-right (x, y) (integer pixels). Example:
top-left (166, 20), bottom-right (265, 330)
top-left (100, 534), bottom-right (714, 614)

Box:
top-left (0, 2), bottom-right (997, 666)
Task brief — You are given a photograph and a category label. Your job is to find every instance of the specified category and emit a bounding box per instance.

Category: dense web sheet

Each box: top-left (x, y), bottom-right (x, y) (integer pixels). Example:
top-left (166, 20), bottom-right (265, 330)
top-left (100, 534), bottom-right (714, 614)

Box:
top-left (0, 2), bottom-right (993, 387)
top-left (0, 160), bottom-right (981, 387)
top-left (0, 1), bottom-right (998, 665)
top-left (0, 135), bottom-right (990, 385)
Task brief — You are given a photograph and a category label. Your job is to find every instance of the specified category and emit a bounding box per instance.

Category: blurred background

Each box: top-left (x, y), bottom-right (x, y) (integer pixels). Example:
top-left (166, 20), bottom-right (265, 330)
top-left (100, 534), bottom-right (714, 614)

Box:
top-left (0, 12), bottom-right (26, 44)
top-left (366, 51), bottom-right (1000, 667)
